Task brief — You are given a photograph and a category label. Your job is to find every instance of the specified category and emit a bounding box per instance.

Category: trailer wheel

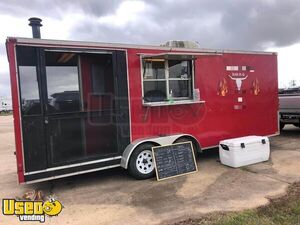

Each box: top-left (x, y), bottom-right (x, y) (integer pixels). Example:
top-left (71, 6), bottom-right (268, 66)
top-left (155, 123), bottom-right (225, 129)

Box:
top-left (174, 137), bottom-right (198, 157)
top-left (128, 143), bottom-right (156, 179)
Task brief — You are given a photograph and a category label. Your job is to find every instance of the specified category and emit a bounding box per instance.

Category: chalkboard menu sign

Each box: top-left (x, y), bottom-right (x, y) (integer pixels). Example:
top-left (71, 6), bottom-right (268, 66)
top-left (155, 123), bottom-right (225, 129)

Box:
top-left (152, 142), bottom-right (198, 181)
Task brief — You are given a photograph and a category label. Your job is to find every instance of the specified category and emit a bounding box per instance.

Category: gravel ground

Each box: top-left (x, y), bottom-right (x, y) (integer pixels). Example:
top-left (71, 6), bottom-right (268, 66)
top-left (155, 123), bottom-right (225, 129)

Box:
top-left (0, 115), bottom-right (300, 225)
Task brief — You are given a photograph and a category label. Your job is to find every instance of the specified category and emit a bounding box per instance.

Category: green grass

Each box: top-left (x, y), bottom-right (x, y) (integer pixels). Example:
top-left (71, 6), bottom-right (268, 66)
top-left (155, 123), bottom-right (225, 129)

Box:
top-left (0, 111), bottom-right (12, 116)
top-left (172, 182), bottom-right (300, 225)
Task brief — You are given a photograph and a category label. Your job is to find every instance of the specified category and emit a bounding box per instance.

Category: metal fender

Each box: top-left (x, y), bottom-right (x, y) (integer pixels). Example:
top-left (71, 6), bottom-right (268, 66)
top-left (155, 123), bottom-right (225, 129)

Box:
top-left (120, 134), bottom-right (201, 169)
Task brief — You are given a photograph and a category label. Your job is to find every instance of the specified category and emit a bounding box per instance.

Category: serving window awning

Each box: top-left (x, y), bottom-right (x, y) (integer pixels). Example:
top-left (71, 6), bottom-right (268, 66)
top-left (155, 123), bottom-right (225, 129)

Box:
top-left (140, 52), bottom-right (222, 61)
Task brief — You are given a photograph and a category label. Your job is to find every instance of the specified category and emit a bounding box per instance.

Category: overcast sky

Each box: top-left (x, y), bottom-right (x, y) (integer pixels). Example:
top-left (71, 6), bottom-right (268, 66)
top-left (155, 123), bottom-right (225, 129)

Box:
top-left (1, 0), bottom-right (300, 97)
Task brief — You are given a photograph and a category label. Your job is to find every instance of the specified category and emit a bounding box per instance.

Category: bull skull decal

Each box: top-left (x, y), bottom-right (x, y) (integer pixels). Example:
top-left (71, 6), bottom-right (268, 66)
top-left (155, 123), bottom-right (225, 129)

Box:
top-left (228, 75), bottom-right (248, 91)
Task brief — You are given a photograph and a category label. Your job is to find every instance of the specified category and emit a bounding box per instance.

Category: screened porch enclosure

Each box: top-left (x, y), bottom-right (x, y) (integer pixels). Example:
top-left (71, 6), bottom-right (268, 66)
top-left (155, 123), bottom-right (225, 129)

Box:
top-left (17, 46), bottom-right (129, 172)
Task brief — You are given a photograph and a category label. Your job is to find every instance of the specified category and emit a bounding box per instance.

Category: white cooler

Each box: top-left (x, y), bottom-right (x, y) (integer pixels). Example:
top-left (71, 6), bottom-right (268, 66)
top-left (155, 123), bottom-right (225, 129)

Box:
top-left (219, 135), bottom-right (270, 168)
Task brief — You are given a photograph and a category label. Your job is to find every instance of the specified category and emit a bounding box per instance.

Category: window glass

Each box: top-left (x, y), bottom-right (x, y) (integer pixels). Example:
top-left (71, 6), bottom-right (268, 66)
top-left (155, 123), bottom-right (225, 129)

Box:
top-left (45, 52), bottom-right (81, 113)
top-left (17, 46), bottom-right (41, 115)
top-left (143, 81), bottom-right (167, 102)
top-left (143, 60), bottom-right (165, 79)
top-left (169, 80), bottom-right (192, 98)
top-left (91, 64), bottom-right (105, 94)
top-left (19, 66), bottom-right (41, 115)
top-left (142, 58), bottom-right (194, 103)
top-left (169, 60), bottom-right (191, 79)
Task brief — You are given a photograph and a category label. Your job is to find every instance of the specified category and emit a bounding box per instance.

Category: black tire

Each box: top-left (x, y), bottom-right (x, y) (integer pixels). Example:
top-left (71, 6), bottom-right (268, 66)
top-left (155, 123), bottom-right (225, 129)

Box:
top-left (174, 137), bottom-right (199, 157)
top-left (128, 143), bottom-right (156, 180)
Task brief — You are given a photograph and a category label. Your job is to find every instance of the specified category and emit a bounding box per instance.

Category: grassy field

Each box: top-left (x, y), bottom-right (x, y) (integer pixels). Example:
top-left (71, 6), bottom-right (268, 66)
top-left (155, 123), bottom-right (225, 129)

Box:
top-left (0, 112), bottom-right (12, 116)
top-left (173, 182), bottom-right (300, 225)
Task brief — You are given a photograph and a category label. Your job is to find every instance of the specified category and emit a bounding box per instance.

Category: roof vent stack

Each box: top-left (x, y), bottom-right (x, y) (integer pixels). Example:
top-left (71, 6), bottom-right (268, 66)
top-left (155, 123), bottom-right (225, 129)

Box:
top-left (28, 17), bottom-right (42, 39)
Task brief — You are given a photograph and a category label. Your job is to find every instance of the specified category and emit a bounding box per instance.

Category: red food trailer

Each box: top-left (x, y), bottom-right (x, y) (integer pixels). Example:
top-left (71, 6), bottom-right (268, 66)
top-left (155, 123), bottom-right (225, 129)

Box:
top-left (6, 19), bottom-right (279, 184)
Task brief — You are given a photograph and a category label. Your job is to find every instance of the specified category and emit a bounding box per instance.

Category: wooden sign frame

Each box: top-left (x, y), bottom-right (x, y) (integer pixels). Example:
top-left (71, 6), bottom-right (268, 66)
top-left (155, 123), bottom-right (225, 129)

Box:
top-left (152, 141), bottom-right (198, 181)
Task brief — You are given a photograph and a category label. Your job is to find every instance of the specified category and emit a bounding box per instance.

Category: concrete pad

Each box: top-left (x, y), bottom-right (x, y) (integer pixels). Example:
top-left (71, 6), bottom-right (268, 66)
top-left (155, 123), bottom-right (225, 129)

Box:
top-left (0, 116), bottom-right (300, 225)
top-left (242, 125), bottom-right (300, 184)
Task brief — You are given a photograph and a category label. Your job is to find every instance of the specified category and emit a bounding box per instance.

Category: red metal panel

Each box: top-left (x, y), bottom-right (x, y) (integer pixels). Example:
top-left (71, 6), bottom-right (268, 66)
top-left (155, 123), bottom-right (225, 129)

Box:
top-left (127, 48), bottom-right (278, 148)
top-left (6, 38), bottom-right (25, 183)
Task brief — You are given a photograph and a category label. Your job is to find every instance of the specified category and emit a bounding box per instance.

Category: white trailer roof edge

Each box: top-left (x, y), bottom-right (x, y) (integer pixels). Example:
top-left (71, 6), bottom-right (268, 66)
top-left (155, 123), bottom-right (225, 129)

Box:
top-left (8, 37), bottom-right (277, 55)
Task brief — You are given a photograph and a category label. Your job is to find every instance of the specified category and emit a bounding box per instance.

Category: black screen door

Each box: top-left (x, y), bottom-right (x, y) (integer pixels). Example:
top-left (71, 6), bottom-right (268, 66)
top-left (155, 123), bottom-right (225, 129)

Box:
top-left (42, 50), bottom-right (130, 167)
top-left (17, 46), bottom-right (48, 172)
top-left (17, 46), bottom-right (130, 172)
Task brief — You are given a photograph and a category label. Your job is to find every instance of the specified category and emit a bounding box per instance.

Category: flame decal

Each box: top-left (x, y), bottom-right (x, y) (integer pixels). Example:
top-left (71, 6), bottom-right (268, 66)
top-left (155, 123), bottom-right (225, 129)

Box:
top-left (252, 78), bottom-right (260, 95)
top-left (218, 78), bottom-right (228, 96)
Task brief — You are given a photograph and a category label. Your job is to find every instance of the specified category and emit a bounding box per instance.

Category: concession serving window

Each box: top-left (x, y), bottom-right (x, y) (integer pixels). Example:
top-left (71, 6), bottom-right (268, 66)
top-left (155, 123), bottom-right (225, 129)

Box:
top-left (140, 53), bottom-right (205, 107)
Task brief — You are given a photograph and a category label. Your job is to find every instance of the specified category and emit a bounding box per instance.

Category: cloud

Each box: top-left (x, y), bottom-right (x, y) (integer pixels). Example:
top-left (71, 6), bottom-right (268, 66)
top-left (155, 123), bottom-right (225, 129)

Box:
top-left (219, 0), bottom-right (300, 49)
top-left (69, 0), bottom-right (300, 50)
top-left (2, 0), bottom-right (300, 49)
top-left (0, 0), bottom-right (120, 19)
top-left (1, 0), bottom-right (300, 97)
top-left (268, 43), bottom-right (300, 87)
